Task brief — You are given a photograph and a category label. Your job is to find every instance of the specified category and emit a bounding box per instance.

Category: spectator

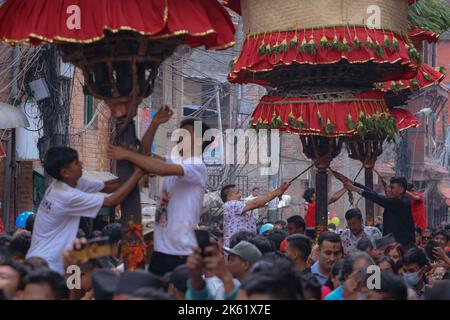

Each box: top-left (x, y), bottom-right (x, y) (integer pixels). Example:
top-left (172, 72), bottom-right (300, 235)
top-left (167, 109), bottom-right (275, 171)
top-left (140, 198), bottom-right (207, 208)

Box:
top-left (22, 269), bottom-right (69, 300)
top-left (420, 228), bottom-right (433, 248)
top-left (426, 264), bottom-right (448, 287)
top-left (286, 215), bottom-right (306, 235)
top-left (229, 231), bottom-right (275, 255)
top-left (300, 272), bottom-right (322, 300)
top-left (340, 208), bottom-right (382, 255)
top-left (356, 239), bottom-right (374, 257)
top-left (384, 243), bottom-right (405, 265)
top-left (376, 256), bottom-right (396, 274)
top-left (266, 228), bottom-right (287, 250)
top-left (102, 223), bottom-right (123, 268)
top-left (0, 260), bottom-right (28, 299)
top-left (311, 232), bottom-right (343, 286)
top-left (23, 257), bottom-right (49, 271)
top-left (415, 226), bottom-right (422, 247)
top-left (25, 214), bottom-right (35, 234)
top-left (284, 234), bottom-right (312, 274)
top-left (9, 233), bottom-right (31, 262)
top-left (274, 220), bottom-right (286, 232)
top-left (406, 183), bottom-right (427, 230)
top-left (223, 241), bottom-right (262, 282)
top-left (424, 280), bottom-right (450, 300)
top-left (432, 229), bottom-right (449, 251)
top-left (325, 252), bottom-right (374, 300)
top-left (220, 183), bottom-right (289, 247)
top-left (130, 287), bottom-right (174, 300)
top-left (167, 264), bottom-right (189, 300)
top-left (238, 260), bottom-right (304, 300)
top-left (403, 247), bottom-right (428, 299)
top-left (113, 270), bottom-right (165, 300)
top-left (363, 272), bottom-right (408, 300)
top-left (322, 260), bottom-right (343, 299)
top-left (303, 188), bottom-right (316, 229)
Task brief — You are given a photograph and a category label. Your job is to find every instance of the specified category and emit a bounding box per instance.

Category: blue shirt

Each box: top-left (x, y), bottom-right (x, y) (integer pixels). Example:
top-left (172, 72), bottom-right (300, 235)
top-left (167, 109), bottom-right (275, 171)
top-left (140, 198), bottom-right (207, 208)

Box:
top-left (311, 261), bottom-right (329, 286)
top-left (324, 285), bottom-right (344, 300)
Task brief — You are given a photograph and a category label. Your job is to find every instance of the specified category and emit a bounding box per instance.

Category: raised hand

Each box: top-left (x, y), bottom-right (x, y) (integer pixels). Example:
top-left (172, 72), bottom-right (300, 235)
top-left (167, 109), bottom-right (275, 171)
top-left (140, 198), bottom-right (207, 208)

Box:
top-left (153, 105), bottom-right (173, 125)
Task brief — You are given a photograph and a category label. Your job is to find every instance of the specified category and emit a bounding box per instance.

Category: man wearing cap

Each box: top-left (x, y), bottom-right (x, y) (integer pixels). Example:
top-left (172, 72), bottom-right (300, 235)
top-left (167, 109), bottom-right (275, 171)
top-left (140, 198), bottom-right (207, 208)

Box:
top-left (186, 241), bottom-right (262, 300)
top-left (220, 183), bottom-right (290, 248)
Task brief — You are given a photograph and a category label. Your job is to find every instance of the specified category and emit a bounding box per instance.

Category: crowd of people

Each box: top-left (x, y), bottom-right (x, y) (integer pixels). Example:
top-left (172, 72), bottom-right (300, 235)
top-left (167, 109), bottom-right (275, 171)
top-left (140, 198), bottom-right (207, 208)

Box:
top-left (1, 106), bottom-right (450, 300)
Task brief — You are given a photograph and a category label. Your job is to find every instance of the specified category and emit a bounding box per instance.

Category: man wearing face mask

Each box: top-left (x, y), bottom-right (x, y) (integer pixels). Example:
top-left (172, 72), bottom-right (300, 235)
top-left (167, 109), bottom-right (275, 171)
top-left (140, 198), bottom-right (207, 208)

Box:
top-left (402, 247), bottom-right (429, 299)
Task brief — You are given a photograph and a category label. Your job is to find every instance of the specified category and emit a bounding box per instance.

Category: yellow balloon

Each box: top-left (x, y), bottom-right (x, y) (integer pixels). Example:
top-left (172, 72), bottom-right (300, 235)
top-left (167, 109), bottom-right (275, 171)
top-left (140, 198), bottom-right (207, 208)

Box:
top-left (331, 217), bottom-right (340, 227)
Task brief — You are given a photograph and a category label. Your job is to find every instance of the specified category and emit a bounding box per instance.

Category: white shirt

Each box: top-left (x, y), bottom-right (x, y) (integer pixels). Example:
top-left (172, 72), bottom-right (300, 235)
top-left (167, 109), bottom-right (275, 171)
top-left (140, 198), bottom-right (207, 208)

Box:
top-left (204, 276), bottom-right (240, 300)
top-left (26, 177), bottom-right (105, 274)
top-left (154, 156), bottom-right (207, 256)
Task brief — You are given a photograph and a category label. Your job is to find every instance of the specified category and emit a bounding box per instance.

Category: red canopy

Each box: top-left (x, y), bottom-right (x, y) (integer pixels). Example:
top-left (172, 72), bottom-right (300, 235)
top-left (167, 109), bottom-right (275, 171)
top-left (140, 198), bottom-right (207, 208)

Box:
top-left (390, 108), bottom-right (420, 132)
top-left (0, 0), bottom-right (235, 49)
top-left (228, 27), bottom-right (420, 86)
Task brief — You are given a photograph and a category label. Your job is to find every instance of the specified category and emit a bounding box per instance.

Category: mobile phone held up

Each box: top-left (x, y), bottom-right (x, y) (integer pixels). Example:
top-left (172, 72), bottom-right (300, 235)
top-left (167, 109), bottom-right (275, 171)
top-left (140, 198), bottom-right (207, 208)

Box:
top-left (194, 229), bottom-right (211, 257)
top-left (73, 236), bottom-right (112, 262)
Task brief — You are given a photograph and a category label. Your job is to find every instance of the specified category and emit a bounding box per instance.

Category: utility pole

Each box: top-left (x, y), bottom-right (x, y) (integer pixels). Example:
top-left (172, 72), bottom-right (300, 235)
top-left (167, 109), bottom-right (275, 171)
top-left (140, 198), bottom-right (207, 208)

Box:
top-left (2, 46), bottom-right (20, 231)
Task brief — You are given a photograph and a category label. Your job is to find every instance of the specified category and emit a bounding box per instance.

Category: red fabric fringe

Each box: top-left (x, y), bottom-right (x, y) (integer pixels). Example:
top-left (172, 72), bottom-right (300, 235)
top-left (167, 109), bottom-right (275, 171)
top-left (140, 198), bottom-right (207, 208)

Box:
top-left (0, 0), bottom-right (235, 49)
top-left (410, 27), bottom-right (440, 44)
top-left (228, 27), bottom-right (419, 85)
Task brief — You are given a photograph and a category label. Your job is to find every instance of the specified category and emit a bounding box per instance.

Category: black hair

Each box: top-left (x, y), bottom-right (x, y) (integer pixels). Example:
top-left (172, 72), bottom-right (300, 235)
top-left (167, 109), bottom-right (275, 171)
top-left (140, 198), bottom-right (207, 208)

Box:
top-left (345, 208), bottom-right (363, 221)
top-left (356, 239), bottom-right (373, 252)
top-left (43, 146), bottom-right (79, 181)
top-left (324, 260), bottom-right (343, 290)
top-left (339, 252), bottom-right (374, 282)
top-left (274, 220), bottom-right (286, 226)
top-left (168, 264), bottom-right (189, 294)
top-left (328, 223), bottom-right (336, 231)
top-left (229, 231), bottom-right (275, 254)
top-left (242, 260), bottom-right (304, 300)
top-left (77, 228), bottom-right (86, 239)
top-left (179, 117), bottom-right (213, 152)
top-left (23, 257), bottom-right (50, 271)
top-left (286, 215), bottom-right (306, 231)
top-left (250, 252), bottom-right (290, 273)
top-left (266, 230), bottom-right (287, 250)
top-left (415, 226), bottom-right (422, 234)
top-left (403, 247), bottom-right (428, 268)
top-left (220, 184), bottom-right (236, 203)
top-left (318, 231), bottom-right (342, 248)
top-left (303, 188), bottom-right (315, 202)
top-left (252, 187), bottom-right (260, 192)
top-left (376, 256), bottom-right (396, 274)
top-left (407, 183), bottom-right (414, 191)
top-left (0, 233), bottom-right (13, 247)
top-left (0, 260), bottom-right (29, 291)
top-left (286, 234), bottom-right (312, 261)
top-left (23, 269), bottom-right (69, 300)
top-left (369, 272), bottom-right (408, 300)
top-left (300, 272), bottom-right (321, 300)
top-left (389, 177), bottom-right (407, 193)
top-left (102, 223), bottom-right (122, 244)
top-left (433, 229), bottom-right (449, 242)
top-left (131, 287), bottom-right (175, 300)
top-left (9, 233), bottom-right (31, 258)
top-left (25, 214), bottom-right (35, 233)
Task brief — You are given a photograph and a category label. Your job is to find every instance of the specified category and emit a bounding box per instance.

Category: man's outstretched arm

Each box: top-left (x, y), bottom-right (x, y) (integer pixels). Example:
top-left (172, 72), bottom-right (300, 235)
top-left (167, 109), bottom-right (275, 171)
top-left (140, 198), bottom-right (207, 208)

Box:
top-left (244, 182), bottom-right (290, 212)
top-left (108, 145), bottom-right (184, 177)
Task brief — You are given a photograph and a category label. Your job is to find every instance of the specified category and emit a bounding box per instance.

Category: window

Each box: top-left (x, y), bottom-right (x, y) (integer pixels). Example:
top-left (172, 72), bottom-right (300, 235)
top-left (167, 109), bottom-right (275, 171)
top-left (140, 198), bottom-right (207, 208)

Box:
top-left (84, 95), bottom-right (94, 124)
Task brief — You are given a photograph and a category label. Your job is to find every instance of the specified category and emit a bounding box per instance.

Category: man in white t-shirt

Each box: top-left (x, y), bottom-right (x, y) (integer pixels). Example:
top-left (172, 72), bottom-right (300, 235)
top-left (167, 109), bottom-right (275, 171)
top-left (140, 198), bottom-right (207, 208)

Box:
top-left (26, 146), bottom-right (144, 275)
top-left (107, 107), bottom-right (214, 276)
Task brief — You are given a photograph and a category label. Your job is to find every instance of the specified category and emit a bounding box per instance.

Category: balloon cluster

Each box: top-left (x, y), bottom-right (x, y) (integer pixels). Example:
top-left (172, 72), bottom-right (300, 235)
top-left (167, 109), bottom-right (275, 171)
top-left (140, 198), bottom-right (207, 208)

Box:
top-left (327, 212), bottom-right (340, 227)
